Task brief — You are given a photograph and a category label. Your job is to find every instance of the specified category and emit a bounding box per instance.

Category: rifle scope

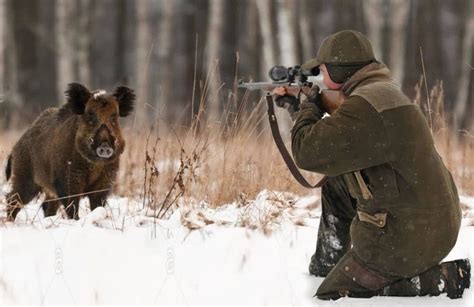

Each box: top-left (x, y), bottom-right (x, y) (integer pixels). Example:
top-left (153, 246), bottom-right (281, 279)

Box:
top-left (268, 66), bottom-right (300, 82)
top-left (268, 65), bottom-right (319, 83)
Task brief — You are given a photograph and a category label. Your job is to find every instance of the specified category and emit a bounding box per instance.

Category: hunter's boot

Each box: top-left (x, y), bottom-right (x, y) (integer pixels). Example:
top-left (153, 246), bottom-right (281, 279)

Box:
top-left (380, 259), bottom-right (471, 299)
top-left (309, 176), bottom-right (357, 277)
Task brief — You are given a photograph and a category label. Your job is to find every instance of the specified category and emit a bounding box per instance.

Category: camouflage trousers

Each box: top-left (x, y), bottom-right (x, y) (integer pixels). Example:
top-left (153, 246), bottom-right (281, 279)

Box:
top-left (310, 176), bottom-right (470, 300)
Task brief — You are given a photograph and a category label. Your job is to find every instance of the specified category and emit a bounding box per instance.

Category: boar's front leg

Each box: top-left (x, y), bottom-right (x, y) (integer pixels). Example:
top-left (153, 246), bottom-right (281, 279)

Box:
top-left (87, 180), bottom-right (113, 212)
top-left (87, 169), bottom-right (115, 212)
top-left (53, 177), bottom-right (83, 220)
top-left (88, 191), bottom-right (109, 212)
top-left (42, 195), bottom-right (61, 218)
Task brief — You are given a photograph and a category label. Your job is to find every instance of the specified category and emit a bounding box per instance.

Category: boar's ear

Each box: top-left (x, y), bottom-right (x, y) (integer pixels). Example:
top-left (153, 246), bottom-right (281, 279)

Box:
top-left (113, 86), bottom-right (135, 117)
top-left (65, 83), bottom-right (91, 114)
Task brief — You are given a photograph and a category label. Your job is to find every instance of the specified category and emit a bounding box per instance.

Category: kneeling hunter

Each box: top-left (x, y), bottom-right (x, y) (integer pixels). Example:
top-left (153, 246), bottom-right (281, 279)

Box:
top-left (273, 30), bottom-right (470, 300)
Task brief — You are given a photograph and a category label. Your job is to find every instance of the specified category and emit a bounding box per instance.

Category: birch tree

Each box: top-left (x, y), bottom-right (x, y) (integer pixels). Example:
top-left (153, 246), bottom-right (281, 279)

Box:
top-left (299, 0), bottom-right (316, 61)
top-left (277, 0), bottom-right (298, 66)
top-left (56, 0), bottom-right (75, 100)
top-left (237, 0), bottom-right (259, 79)
top-left (255, 0), bottom-right (276, 78)
top-left (36, 0), bottom-right (57, 107)
top-left (275, 0), bottom-right (299, 137)
top-left (77, 0), bottom-right (91, 86)
top-left (363, 0), bottom-right (385, 60)
top-left (8, 0), bottom-right (39, 111)
top-left (3, 0), bottom-right (19, 110)
top-left (155, 0), bottom-right (174, 119)
top-left (205, 0), bottom-right (225, 122)
top-left (135, 0), bottom-right (152, 124)
top-left (388, 0), bottom-right (410, 84)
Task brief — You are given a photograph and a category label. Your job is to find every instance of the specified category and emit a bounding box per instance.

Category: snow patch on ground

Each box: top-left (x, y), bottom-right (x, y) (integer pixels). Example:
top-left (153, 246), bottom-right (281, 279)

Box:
top-left (0, 189), bottom-right (473, 305)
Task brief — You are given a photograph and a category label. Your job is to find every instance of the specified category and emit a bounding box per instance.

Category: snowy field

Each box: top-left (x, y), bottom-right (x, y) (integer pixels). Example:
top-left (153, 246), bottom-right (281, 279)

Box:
top-left (0, 188), bottom-right (473, 306)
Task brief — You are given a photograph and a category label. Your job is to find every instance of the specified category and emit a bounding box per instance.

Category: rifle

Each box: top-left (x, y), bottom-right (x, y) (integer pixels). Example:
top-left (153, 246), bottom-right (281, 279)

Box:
top-left (238, 66), bottom-right (346, 188)
top-left (238, 79), bottom-right (345, 115)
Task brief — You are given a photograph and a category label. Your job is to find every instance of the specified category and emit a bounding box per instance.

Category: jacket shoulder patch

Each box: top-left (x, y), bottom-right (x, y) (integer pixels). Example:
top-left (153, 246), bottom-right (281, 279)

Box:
top-left (350, 81), bottom-right (412, 113)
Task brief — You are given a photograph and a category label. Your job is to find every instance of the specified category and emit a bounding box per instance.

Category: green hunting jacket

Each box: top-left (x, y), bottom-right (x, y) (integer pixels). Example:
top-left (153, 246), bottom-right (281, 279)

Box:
top-left (291, 62), bottom-right (461, 278)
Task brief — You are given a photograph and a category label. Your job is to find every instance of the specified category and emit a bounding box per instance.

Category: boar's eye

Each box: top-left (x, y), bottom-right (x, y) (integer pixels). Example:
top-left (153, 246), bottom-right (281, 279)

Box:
top-left (110, 114), bottom-right (118, 126)
top-left (85, 111), bottom-right (97, 125)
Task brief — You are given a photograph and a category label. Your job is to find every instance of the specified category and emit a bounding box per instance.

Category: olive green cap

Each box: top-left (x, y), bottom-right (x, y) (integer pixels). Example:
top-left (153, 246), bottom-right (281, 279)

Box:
top-left (302, 30), bottom-right (375, 70)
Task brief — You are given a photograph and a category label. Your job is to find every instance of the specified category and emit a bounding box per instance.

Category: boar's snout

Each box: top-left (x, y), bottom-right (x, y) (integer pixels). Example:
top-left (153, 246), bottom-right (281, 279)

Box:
top-left (96, 142), bottom-right (114, 159)
top-left (89, 124), bottom-right (120, 160)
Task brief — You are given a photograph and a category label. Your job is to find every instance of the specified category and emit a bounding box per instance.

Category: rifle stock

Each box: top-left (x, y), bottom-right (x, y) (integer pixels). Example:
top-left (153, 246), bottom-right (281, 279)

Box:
top-left (320, 90), bottom-right (345, 114)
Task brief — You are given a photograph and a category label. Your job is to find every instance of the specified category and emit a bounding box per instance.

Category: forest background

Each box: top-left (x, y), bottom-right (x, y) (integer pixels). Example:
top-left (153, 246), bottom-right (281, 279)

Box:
top-left (0, 0), bottom-right (473, 204)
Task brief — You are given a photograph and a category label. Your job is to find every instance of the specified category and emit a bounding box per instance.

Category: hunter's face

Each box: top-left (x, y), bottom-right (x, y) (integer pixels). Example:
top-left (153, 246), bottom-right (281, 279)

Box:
top-left (320, 64), bottom-right (343, 90)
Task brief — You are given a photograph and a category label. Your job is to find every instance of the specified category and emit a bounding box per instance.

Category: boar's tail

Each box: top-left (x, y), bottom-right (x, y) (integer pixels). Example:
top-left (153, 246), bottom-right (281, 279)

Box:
top-left (5, 154), bottom-right (11, 181)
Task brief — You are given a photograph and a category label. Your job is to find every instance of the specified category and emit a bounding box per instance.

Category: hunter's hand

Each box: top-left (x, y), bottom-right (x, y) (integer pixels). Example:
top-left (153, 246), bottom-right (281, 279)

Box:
top-left (272, 86), bottom-right (311, 97)
top-left (272, 87), bottom-right (300, 118)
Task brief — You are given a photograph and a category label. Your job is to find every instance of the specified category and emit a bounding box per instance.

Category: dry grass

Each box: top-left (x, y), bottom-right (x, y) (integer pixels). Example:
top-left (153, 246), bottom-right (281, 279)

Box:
top-left (414, 79), bottom-right (474, 194)
top-left (0, 81), bottom-right (472, 214)
top-left (114, 79), bottom-right (473, 211)
top-left (115, 97), bottom-right (320, 208)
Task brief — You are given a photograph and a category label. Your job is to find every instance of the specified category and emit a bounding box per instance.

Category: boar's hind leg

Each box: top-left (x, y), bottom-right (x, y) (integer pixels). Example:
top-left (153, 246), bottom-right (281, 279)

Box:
top-left (6, 179), bottom-right (41, 221)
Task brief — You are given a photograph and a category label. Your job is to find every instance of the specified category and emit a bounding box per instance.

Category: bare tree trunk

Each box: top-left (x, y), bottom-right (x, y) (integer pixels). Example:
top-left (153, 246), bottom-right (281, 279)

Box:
top-left (388, 0), bottom-right (410, 84)
top-left (310, 1), bottom-right (334, 48)
top-left (255, 0), bottom-right (276, 79)
top-left (205, 0), bottom-right (224, 122)
top-left (115, 0), bottom-right (127, 83)
top-left (35, 0), bottom-right (57, 108)
top-left (454, 0), bottom-right (474, 131)
top-left (56, 0), bottom-right (75, 100)
top-left (135, 0), bottom-right (152, 125)
top-left (299, 0), bottom-right (316, 61)
top-left (276, 0), bottom-right (297, 66)
top-left (274, 0), bottom-right (298, 137)
top-left (1, 0), bottom-right (19, 127)
top-left (363, 0), bottom-right (384, 60)
top-left (439, 1), bottom-right (466, 107)
top-left (155, 0), bottom-right (174, 119)
top-left (237, 0), bottom-right (259, 79)
top-left (77, 0), bottom-right (91, 86)
top-left (9, 0), bottom-right (41, 115)
top-left (3, 0), bottom-right (19, 108)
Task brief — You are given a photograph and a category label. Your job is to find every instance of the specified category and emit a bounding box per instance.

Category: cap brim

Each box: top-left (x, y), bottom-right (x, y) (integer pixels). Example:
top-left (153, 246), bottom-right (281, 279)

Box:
top-left (301, 58), bottom-right (321, 70)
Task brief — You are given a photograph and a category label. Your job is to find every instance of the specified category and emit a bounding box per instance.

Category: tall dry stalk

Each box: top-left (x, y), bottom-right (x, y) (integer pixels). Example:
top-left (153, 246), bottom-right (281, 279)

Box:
top-left (414, 79), bottom-right (473, 194)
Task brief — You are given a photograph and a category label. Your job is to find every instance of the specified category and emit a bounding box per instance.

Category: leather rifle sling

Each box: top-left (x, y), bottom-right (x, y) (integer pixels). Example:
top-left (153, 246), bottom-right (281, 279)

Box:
top-left (266, 94), bottom-right (327, 189)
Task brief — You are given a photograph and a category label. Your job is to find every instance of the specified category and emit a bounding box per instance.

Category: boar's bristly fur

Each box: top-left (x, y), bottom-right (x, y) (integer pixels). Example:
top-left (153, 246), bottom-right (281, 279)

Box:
top-left (5, 82), bottom-right (135, 221)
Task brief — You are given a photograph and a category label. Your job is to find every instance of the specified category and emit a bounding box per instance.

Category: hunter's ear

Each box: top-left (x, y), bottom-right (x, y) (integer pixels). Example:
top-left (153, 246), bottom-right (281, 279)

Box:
top-left (113, 86), bottom-right (135, 117)
top-left (65, 82), bottom-right (91, 114)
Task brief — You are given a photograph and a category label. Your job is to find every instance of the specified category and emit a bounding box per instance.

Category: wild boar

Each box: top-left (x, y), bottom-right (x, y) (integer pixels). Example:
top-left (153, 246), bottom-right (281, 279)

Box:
top-left (5, 82), bottom-right (135, 220)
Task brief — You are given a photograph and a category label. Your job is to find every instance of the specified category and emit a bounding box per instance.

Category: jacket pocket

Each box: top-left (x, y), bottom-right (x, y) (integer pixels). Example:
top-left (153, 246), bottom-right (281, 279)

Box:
top-left (357, 210), bottom-right (387, 228)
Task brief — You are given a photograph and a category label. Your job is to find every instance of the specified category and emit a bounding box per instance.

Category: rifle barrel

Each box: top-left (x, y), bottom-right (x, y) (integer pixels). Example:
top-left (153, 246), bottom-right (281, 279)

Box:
top-left (238, 81), bottom-right (301, 91)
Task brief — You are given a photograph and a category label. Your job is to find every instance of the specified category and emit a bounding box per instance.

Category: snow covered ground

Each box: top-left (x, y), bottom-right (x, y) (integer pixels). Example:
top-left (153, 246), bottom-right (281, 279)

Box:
top-left (0, 189), bottom-right (473, 306)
